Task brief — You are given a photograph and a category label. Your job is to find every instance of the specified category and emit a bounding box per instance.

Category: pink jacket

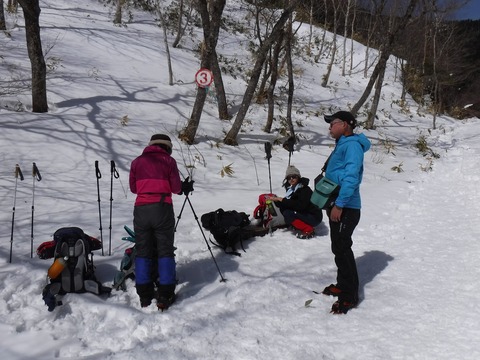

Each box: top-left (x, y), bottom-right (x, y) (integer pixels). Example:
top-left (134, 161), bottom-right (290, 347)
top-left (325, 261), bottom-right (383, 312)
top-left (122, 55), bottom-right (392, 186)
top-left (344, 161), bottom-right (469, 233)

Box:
top-left (129, 145), bottom-right (182, 206)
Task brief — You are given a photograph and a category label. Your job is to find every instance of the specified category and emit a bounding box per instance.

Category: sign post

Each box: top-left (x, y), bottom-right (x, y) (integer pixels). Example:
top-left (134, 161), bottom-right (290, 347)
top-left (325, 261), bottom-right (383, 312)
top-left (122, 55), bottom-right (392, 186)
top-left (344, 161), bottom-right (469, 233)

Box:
top-left (195, 68), bottom-right (214, 88)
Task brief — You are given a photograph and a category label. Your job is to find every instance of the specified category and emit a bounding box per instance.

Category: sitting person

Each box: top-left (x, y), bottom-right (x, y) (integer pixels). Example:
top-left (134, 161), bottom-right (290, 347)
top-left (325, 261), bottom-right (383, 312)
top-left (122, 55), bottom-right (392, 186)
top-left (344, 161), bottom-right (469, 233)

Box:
top-left (270, 165), bottom-right (323, 238)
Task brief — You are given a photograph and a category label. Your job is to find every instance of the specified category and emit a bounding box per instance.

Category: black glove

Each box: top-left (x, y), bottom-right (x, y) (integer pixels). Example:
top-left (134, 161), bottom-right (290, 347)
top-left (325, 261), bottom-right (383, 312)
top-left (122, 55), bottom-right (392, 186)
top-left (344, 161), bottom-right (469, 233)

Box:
top-left (181, 177), bottom-right (194, 196)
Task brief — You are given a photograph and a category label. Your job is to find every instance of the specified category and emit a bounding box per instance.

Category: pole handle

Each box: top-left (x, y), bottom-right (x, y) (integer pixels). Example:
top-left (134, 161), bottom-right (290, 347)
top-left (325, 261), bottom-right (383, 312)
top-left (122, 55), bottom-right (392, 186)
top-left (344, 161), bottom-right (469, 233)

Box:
top-left (111, 160), bottom-right (119, 179)
top-left (95, 160), bottom-right (102, 179)
top-left (15, 164), bottom-right (24, 181)
top-left (33, 162), bottom-right (42, 181)
top-left (264, 142), bottom-right (272, 160)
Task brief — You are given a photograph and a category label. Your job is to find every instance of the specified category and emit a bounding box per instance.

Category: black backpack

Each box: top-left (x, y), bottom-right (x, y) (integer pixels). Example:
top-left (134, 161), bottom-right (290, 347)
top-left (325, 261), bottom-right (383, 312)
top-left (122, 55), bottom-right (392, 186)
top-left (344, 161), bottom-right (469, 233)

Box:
top-left (201, 208), bottom-right (258, 255)
top-left (41, 227), bottom-right (110, 311)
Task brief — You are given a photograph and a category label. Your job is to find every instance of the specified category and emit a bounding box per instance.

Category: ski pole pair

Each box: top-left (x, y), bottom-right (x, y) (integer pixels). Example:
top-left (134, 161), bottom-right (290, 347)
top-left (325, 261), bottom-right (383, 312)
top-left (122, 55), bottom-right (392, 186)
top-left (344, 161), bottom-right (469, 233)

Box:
top-left (9, 163), bottom-right (42, 263)
top-left (95, 160), bottom-right (119, 256)
top-left (264, 136), bottom-right (295, 193)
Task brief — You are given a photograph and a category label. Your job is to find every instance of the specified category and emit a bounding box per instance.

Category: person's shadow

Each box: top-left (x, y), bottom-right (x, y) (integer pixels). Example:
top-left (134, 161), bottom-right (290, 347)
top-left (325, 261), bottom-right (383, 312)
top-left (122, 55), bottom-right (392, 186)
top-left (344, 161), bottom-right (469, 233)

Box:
top-left (357, 250), bottom-right (394, 302)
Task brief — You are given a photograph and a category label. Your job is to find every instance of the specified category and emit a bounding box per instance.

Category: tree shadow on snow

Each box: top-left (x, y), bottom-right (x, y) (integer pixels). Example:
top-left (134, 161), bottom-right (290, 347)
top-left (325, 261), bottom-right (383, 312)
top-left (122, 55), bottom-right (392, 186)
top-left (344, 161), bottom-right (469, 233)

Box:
top-left (176, 250), bottom-right (239, 300)
top-left (357, 250), bottom-right (394, 302)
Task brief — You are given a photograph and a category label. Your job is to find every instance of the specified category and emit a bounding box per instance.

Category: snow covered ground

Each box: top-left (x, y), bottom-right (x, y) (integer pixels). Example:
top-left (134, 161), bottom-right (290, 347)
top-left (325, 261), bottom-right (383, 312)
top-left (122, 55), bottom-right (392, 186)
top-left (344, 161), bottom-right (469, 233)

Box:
top-left (1, 1), bottom-right (479, 359)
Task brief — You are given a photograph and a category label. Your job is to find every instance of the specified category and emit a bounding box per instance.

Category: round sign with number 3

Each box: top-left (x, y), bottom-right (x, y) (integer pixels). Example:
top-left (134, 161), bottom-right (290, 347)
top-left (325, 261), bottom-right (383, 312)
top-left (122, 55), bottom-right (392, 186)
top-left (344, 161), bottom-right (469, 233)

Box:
top-left (195, 68), bottom-right (214, 88)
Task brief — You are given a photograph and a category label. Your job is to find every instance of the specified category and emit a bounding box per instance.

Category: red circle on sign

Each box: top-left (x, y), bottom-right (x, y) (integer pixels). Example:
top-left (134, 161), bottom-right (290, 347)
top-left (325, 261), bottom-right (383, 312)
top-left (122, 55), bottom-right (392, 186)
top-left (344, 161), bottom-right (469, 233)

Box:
top-left (195, 68), bottom-right (214, 88)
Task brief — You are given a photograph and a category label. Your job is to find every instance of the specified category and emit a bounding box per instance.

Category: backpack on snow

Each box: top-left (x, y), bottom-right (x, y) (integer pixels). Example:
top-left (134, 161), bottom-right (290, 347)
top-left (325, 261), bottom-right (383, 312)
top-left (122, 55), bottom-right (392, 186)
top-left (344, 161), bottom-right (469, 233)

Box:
top-left (40, 227), bottom-right (110, 311)
top-left (253, 193), bottom-right (286, 230)
top-left (201, 208), bottom-right (261, 255)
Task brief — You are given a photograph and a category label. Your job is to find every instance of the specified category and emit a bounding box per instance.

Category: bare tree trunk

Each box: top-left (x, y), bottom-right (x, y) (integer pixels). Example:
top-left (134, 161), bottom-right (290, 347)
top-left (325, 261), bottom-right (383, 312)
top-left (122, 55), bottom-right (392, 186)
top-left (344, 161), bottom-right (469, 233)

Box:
top-left (366, 63), bottom-right (386, 128)
top-left (364, 0), bottom-right (384, 78)
top-left (256, 57), bottom-right (272, 103)
top-left (363, 14), bottom-right (372, 77)
top-left (253, 0), bottom-right (281, 103)
top-left (172, 0), bottom-right (184, 46)
top-left (113, 0), bottom-right (124, 24)
top-left (181, 87), bottom-right (207, 144)
top-left (156, 1), bottom-right (174, 86)
top-left (341, 0), bottom-right (352, 77)
top-left (173, 0), bottom-right (194, 48)
top-left (307, 0), bottom-right (313, 55)
top-left (179, 50), bottom-right (210, 144)
top-left (224, 0), bottom-right (300, 146)
top-left (394, 56), bottom-right (398, 82)
top-left (253, 0), bottom-right (263, 47)
top-left (422, 14), bottom-right (429, 79)
top-left (349, 0), bottom-right (357, 74)
top-left (431, 7), bottom-right (440, 130)
top-left (7, 0), bottom-right (17, 13)
top-left (315, 0), bottom-right (328, 62)
top-left (210, 50), bottom-right (230, 119)
top-left (351, 0), bottom-right (419, 117)
top-left (264, 31), bottom-right (284, 133)
top-left (18, 0), bottom-right (47, 113)
top-left (321, 0), bottom-right (340, 87)
top-left (432, 81), bottom-right (438, 129)
top-left (202, 0), bottom-right (228, 119)
top-left (400, 59), bottom-right (407, 101)
top-left (285, 13), bottom-right (295, 139)
top-left (179, 0), bottom-right (226, 144)
top-left (0, 0), bottom-right (6, 30)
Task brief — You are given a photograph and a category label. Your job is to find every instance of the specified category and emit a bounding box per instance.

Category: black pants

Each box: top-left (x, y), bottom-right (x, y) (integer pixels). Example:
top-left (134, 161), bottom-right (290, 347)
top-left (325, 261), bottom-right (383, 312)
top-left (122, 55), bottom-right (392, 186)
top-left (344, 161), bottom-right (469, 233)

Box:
top-left (133, 202), bottom-right (176, 300)
top-left (134, 202), bottom-right (175, 259)
top-left (327, 207), bottom-right (361, 303)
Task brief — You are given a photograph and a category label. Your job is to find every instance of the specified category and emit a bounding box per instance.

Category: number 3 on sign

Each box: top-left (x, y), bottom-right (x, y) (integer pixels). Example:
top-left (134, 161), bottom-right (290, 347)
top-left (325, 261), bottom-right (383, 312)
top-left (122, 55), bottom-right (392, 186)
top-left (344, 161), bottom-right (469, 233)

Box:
top-left (195, 68), bottom-right (214, 88)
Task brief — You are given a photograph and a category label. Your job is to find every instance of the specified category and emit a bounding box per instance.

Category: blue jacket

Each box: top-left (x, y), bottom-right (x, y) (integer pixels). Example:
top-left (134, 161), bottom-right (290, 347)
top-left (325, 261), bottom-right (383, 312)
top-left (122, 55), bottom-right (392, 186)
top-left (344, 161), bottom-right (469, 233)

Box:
top-left (325, 133), bottom-right (370, 209)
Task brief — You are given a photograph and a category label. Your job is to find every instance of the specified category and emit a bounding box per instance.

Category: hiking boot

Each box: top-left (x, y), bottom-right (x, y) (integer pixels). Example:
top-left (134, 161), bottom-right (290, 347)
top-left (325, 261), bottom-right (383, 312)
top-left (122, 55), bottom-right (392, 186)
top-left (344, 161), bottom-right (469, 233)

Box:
top-left (295, 230), bottom-right (315, 239)
top-left (140, 297), bottom-right (152, 308)
top-left (330, 300), bottom-right (357, 314)
top-left (157, 294), bottom-right (176, 312)
top-left (322, 284), bottom-right (342, 297)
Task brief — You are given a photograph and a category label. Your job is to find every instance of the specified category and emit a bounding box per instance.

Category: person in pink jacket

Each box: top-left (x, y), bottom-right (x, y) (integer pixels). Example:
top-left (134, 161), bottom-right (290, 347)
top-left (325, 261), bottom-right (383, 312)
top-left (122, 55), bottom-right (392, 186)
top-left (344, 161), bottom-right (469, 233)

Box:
top-left (129, 134), bottom-right (182, 310)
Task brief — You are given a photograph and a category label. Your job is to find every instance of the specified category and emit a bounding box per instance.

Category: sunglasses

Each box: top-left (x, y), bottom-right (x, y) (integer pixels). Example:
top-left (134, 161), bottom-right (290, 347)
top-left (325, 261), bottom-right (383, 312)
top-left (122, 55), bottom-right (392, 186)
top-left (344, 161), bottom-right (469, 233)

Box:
top-left (329, 120), bottom-right (345, 127)
top-left (286, 175), bottom-right (299, 181)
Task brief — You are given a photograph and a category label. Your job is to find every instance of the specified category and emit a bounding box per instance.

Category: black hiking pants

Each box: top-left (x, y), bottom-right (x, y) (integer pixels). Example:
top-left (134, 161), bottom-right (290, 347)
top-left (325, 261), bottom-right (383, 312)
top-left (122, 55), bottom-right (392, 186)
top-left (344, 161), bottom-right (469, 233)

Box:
top-left (133, 202), bottom-right (176, 301)
top-left (134, 202), bottom-right (175, 259)
top-left (327, 207), bottom-right (361, 303)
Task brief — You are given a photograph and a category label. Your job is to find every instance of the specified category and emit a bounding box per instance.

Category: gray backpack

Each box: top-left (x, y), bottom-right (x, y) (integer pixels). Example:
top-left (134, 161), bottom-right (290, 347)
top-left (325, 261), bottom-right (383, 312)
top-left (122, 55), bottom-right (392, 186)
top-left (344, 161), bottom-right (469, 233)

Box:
top-left (42, 227), bottom-right (110, 311)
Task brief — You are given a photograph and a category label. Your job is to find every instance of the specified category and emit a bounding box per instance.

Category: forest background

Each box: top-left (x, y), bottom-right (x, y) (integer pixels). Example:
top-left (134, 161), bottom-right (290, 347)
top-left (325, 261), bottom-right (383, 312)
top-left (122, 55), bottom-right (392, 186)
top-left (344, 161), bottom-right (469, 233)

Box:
top-left (2, 0), bottom-right (479, 142)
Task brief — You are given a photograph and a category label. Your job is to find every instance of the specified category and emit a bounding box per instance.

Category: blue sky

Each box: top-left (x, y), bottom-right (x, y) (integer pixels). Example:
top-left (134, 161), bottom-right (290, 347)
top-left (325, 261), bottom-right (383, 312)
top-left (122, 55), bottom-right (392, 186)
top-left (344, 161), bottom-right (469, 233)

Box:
top-left (455, 1), bottom-right (480, 19)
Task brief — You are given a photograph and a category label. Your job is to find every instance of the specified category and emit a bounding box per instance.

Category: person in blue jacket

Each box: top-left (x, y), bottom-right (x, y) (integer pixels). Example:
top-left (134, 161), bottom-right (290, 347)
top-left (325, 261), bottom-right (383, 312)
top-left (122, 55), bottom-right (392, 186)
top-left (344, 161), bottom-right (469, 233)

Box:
top-left (321, 111), bottom-right (371, 314)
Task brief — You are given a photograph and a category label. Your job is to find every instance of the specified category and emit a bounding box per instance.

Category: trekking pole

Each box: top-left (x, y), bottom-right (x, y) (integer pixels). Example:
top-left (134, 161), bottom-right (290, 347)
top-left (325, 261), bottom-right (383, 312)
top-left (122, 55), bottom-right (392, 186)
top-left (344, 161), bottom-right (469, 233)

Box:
top-left (10, 164), bottom-right (24, 263)
top-left (264, 142), bottom-right (273, 194)
top-left (283, 136), bottom-right (295, 166)
top-left (109, 160), bottom-right (119, 256)
top-left (31, 162), bottom-right (42, 258)
top-left (95, 160), bottom-right (104, 256)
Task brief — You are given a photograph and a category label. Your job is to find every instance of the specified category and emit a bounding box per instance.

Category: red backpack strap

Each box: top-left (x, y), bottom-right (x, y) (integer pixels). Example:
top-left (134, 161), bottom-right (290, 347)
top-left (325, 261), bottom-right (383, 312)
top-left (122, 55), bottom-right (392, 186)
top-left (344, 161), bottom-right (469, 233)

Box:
top-left (253, 204), bottom-right (264, 219)
top-left (36, 240), bottom-right (56, 259)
